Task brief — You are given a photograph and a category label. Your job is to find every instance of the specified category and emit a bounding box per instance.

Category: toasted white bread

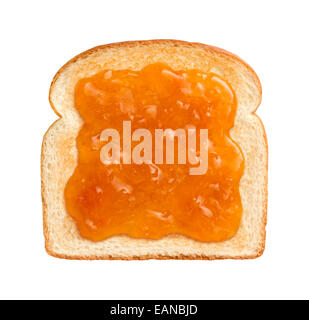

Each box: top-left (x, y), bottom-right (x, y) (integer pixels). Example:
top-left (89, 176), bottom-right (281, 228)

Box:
top-left (41, 40), bottom-right (267, 260)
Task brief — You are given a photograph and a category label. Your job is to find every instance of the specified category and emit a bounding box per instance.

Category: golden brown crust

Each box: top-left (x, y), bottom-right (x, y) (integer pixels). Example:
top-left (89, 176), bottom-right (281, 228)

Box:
top-left (45, 250), bottom-right (264, 261)
top-left (49, 39), bottom-right (262, 109)
top-left (41, 119), bottom-right (61, 257)
top-left (42, 39), bottom-right (267, 260)
top-left (251, 113), bottom-right (268, 258)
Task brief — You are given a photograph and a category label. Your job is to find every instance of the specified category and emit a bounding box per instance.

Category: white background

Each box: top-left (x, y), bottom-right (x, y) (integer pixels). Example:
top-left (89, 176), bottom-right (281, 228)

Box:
top-left (0, 0), bottom-right (308, 300)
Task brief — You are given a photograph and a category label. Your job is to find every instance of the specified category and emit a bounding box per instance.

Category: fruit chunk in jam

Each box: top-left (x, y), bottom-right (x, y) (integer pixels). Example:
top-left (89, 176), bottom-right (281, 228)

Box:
top-left (64, 63), bottom-right (244, 242)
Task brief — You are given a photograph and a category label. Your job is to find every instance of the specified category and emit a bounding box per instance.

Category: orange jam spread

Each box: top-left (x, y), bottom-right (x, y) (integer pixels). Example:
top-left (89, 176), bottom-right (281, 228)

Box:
top-left (64, 63), bottom-right (244, 242)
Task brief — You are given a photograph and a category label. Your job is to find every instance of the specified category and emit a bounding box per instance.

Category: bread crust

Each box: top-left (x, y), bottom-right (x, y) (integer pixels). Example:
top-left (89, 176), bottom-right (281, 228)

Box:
top-left (42, 39), bottom-right (267, 260)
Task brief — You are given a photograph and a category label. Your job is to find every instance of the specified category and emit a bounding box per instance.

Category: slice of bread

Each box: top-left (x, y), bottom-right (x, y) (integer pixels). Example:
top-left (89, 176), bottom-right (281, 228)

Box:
top-left (41, 40), bottom-right (267, 260)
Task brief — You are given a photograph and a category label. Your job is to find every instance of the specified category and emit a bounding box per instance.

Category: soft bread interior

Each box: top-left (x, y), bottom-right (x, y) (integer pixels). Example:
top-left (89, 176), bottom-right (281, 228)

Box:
top-left (42, 40), bottom-right (267, 259)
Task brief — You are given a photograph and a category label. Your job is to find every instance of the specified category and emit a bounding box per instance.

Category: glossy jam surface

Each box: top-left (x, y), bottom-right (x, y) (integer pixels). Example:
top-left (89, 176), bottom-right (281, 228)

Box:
top-left (65, 63), bottom-right (244, 242)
